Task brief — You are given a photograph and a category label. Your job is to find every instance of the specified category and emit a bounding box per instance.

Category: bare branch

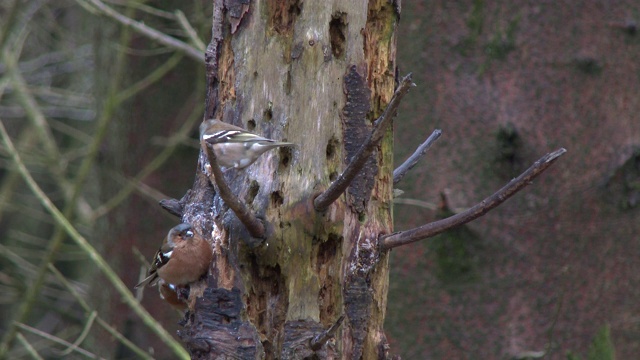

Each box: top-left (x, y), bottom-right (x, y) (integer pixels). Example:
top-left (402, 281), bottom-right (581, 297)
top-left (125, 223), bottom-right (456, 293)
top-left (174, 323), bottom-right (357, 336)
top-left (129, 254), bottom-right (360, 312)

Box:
top-left (115, 52), bottom-right (184, 103)
top-left (106, 0), bottom-right (177, 20)
top-left (15, 333), bottom-right (43, 360)
top-left (175, 10), bottom-right (206, 52)
top-left (380, 148), bottom-right (567, 250)
top-left (314, 73), bottom-right (414, 211)
top-left (48, 264), bottom-right (154, 360)
top-left (201, 141), bottom-right (266, 240)
top-left (310, 315), bottom-right (345, 351)
top-left (77, 0), bottom-right (203, 63)
top-left (393, 129), bottom-right (442, 185)
top-left (14, 323), bottom-right (104, 360)
top-left (58, 311), bottom-right (97, 356)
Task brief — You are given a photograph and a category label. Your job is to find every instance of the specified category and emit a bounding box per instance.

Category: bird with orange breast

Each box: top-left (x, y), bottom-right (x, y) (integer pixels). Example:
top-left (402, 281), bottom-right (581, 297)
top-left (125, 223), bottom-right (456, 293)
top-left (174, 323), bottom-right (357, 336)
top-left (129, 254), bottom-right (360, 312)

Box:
top-left (135, 223), bottom-right (212, 300)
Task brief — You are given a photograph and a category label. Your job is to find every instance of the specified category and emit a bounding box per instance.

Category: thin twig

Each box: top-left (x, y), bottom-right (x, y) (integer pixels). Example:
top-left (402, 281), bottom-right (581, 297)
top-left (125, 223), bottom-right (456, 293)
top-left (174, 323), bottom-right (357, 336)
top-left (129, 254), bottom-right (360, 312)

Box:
top-left (58, 311), bottom-right (97, 356)
top-left (115, 51), bottom-right (184, 103)
top-left (106, 0), bottom-right (177, 20)
top-left (393, 129), bottom-right (441, 185)
top-left (201, 141), bottom-right (266, 239)
top-left (0, 0), bottom-right (20, 55)
top-left (48, 265), bottom-right (154, 360)
top-left (392, 197), bottom-right (438, 210)
top-left (77, 0), bottom-right (203, 62)
top-left (14, 323), bottom-right (103, 360)
top-left (310, 315), bottom-right (345, 351)
top-left (0, 121), bottom-right (189, 359)
top-left (175, 10), bottom-right (206, 52)
top-left (380, 148), bottom-right (567, 250)
top-left (314, 74), bottom-right (415, 211)
top-left (3, 49), bottom-right (62, 166)
top-left (15, 333), bottom-right (44, 360)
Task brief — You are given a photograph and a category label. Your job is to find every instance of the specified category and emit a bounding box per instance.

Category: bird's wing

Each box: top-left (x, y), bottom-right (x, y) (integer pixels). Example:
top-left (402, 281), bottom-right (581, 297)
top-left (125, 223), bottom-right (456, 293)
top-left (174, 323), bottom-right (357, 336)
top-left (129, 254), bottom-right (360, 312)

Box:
top-left (203, 130), bottom-right (271, 144)
top-left (134, 245), bottom-right (173, 288)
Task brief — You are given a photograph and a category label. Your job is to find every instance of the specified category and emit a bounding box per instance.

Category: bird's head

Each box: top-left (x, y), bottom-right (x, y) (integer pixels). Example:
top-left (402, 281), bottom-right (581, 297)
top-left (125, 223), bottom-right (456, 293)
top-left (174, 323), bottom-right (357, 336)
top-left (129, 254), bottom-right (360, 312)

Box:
top-left (168, 223), bottom-right (194, 243)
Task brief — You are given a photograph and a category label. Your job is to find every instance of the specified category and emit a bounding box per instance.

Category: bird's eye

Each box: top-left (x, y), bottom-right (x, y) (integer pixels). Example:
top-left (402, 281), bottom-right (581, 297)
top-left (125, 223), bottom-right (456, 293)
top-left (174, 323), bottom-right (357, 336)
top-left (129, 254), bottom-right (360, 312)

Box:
top-left (185, 230), bottom-right (194, 238)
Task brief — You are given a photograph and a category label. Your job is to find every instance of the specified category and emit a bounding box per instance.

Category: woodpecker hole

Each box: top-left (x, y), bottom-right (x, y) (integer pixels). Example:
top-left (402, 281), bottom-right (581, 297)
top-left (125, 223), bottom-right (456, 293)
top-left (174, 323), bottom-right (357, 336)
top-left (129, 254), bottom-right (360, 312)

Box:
top-left (246, 180), bottom-right (260, 204)
top-left (271, 191), bottom-right (284, 207)
top-left (247, 119), bottom-right (257, 131)
top-left (326, 136), bottom-right (338, 160)
top-left (285, 71), bottom-right (292, 95)
top-left (317, 233), bottom-right (341, 320)
top-left (329, 12), bottom-right (347, 59)
top-left (278, 146), bottom-right (292, 171)
top-left (263, 104), bottom-right (273, 121)
top-left (329, 171), bottom-right (338, 182)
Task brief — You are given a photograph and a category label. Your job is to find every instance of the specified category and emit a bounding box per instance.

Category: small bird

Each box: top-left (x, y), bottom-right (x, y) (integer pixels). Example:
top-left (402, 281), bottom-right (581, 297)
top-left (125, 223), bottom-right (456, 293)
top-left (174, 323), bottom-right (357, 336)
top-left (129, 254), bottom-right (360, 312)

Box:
top-left (135, 223), bottom-right (212, 289)
top-left (199, 119), bottom-right (294, 170)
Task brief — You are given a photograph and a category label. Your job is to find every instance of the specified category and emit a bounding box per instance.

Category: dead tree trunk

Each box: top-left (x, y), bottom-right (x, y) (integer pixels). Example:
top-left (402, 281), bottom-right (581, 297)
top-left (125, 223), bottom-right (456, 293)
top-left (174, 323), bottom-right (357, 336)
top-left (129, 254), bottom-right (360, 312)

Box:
top-left (160, 1), bottom-right (564, 359)
top-left (166, 1), bottom-right (400, 358)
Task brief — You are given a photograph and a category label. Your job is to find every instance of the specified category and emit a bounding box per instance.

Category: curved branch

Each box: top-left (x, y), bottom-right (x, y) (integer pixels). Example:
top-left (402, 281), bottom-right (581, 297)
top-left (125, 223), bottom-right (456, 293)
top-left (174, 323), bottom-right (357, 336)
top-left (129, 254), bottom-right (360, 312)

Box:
top-left (201, 141), bottom-right (266, 239)
top-left (314, 73), bottom-right (414, 211)
top-left (393, 129), bottom-right (442, 185)
top-left (380, 148), bottom-right (567, 250)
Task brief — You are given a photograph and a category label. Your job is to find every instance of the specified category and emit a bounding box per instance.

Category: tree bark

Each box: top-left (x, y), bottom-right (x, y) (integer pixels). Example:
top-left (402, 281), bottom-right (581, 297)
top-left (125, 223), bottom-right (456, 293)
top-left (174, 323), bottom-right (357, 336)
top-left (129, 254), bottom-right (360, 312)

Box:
top-left (174, 0), bottom-right (400, 358)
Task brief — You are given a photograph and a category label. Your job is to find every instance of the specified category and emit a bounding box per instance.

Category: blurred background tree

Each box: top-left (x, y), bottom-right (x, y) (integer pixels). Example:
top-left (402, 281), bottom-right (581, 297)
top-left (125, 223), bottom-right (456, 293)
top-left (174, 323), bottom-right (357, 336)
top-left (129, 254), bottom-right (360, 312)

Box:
top-left (388, 2), bottom-right (639, 359)
top-left (0, 0), bottom-right (637, 359)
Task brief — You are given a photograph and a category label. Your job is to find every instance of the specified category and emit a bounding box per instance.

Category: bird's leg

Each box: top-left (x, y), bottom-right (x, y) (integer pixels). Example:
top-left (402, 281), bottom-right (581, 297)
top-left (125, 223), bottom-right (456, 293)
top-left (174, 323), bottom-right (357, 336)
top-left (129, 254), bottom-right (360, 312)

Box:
top-left (176, 285), bottom-right (190, 301)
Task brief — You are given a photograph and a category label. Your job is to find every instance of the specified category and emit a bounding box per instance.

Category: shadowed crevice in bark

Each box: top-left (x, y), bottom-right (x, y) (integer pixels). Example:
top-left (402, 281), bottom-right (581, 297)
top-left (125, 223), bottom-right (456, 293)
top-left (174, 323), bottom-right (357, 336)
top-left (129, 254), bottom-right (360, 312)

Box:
top-left (178, 287), bottom-right (263, 359)
top-left (344, 275), bottom-right (372, 360)
top-left (342, 66), bottom-right (376, 214)
top-left (280, 320), bottom-right (339, 359)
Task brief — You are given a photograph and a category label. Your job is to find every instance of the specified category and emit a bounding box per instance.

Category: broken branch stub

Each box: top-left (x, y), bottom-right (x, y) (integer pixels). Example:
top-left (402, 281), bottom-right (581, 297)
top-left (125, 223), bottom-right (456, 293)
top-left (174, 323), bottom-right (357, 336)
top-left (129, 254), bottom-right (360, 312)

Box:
top-left (393, 129), bottom-right (442, 185)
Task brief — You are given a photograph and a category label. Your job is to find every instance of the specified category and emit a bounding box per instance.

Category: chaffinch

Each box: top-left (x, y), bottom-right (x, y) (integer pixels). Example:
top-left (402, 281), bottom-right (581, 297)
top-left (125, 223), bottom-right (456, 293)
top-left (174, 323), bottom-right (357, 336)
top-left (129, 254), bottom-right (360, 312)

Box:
top-left (199, 119), bottom-right (294, 170)
top-left (135, 223), bottom-right (212, 288)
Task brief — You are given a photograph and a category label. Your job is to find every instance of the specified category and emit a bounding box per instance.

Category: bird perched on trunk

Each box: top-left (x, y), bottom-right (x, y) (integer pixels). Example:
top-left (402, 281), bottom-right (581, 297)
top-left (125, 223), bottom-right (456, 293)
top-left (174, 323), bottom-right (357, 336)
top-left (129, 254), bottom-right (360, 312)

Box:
top-left (135, 223), bottom-right (212, 289)
top-left (199, 118), bottom-right (295, 170)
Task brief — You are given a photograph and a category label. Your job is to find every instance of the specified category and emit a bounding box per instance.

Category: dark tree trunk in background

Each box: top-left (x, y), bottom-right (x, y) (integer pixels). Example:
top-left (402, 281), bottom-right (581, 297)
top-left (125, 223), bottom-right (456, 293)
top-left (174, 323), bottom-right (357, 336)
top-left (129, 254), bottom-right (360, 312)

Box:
top-left (175, 1), bottom-right (400, 358)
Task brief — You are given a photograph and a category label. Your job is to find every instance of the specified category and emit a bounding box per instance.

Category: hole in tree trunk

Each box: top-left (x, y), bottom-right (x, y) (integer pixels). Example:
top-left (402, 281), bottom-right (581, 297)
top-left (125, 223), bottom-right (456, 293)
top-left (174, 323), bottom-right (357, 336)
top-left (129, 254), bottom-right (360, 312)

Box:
top-left (329, 12), bottom-right (347, 59)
